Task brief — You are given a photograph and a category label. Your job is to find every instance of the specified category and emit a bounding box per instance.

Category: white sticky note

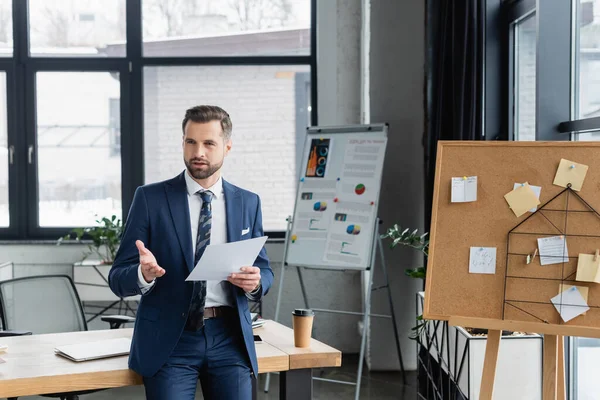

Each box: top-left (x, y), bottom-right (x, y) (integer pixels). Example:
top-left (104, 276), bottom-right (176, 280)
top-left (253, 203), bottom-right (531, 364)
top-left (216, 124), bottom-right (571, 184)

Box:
top-left (451, 176), bottom-right (477, 203)
top-left (469, 247), bottom-right (497, 274)
top-left (537, 236), bottom-right (569, 266)
top-left (551, 286), bottom-right (590, 322)
top-left (513, 182), bottom-right (542, 212)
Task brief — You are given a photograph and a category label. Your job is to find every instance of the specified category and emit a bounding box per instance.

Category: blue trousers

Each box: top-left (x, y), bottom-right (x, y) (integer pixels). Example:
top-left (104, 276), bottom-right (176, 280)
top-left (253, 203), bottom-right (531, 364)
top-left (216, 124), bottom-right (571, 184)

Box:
top-left (143, 315), bottom-right (253, 400)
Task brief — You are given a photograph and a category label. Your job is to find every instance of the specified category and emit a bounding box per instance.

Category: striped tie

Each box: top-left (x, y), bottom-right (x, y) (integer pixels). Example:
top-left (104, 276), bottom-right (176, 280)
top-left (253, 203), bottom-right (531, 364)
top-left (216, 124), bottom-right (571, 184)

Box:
top-left (185, 190), bottom-right (213, 331)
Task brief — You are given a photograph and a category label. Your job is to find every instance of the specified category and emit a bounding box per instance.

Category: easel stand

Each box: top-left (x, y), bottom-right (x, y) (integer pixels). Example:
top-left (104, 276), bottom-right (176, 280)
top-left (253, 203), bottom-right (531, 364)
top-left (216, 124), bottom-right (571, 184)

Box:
top-left (467, 328), bottom-right (566, 400)
top-left (264, 217), bottom-right (406, 400)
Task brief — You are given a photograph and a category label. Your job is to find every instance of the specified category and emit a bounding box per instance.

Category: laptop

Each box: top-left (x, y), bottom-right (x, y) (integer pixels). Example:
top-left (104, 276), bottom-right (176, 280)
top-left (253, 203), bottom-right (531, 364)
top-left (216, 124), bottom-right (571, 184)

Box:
top-left (54, 337), bottom-right (131, 362)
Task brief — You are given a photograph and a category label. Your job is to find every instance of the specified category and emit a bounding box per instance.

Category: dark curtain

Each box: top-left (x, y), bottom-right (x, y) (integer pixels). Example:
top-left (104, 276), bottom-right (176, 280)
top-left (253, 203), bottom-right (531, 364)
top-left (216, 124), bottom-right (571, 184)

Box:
top-left (424, 0), bottom-right (486, 233)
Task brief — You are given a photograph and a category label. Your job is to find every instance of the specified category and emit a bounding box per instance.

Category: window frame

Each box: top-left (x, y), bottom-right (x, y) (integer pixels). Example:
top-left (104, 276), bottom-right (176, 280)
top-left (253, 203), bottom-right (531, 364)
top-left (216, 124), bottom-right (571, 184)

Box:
top-left (504, 1), bottom-right (598, 398)
top-left (1, 0), bottom-right (317, 240)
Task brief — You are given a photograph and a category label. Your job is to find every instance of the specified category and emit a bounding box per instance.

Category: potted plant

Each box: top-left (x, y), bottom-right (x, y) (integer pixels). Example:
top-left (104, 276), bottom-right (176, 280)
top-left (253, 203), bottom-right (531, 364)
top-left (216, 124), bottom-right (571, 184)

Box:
top-left (380, 225), bottom-right (429, 338)
top-left (57, 215), bottom-right (123, 265)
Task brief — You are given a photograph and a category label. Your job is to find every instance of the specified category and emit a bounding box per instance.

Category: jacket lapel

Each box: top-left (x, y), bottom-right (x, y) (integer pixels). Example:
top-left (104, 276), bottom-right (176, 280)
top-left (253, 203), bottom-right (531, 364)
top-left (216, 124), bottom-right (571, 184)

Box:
top-left (165, 172), bottom-right (194, 272)
top-left (223, 179), bottom-right (242, 244)
top-left (223, 179), bottom-right (244, 300)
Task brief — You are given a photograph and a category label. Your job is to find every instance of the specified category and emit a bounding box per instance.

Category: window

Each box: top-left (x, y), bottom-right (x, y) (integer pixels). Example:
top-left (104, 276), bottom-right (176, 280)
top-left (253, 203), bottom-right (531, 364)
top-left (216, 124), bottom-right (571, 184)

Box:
top-left (142, 0), bottom-right (311, 57)
top-left (0, 71), bottom-right (7, 227)
top-left (0, 0), bottom-right (12, 57)
top-left (506, 1), bottom-right (600, 398)
top-left (1, 0), bottom-right (315, 239)
top-left (573, 0), bottom-right (600, 141)
top-left (36, 72), bottom-right (122, 227)
top-left (28, 0), bottom-right (126, 57)
top-left (568, 3), bottom-right (600, 398)
top-left (143, 65), bottom-right (310, 231)
top-left (513, 14), bottom-right (536, 141)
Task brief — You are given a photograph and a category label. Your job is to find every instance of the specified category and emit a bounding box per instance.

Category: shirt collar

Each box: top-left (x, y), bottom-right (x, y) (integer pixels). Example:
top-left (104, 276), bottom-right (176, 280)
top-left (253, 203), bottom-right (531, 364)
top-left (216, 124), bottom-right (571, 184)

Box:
top-left (184, 170), bottom-right (222, 199)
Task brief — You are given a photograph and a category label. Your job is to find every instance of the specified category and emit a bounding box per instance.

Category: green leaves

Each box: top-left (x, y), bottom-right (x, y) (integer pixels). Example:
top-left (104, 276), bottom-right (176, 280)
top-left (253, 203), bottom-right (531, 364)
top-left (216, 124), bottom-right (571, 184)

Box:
top-left (409, 314), bottom-right (426, 340)
top-left (381, 224), bottom-right (429, 256)
top-left (405, 267), bottom-right (426, 279)
top-left (57, 215), bottom-right (123, 264)
top-left (381, 225), bottom-right (429, 279)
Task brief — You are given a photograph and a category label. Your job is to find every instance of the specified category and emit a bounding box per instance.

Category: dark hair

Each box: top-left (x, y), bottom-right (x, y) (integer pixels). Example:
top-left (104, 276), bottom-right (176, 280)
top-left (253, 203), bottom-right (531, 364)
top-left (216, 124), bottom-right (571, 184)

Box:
top-left (181, 105), bottom-right (232, 140)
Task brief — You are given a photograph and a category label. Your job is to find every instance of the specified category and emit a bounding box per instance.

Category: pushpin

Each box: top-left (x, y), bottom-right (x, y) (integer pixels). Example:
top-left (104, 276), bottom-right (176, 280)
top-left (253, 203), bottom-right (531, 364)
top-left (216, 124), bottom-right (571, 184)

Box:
top-left (300, 177), bottom-right (305, 182)
top-left (334, 197), bottom-right (338, 203)
top-left (337, 177), bottom-right (340, 181)
top-left (291, 234), bottom-right (297, 243)
top-left (370, 201), bottom-right (374, 205)
top-left (521, 183), bottom-right (525, 187)
top-left (463, 176), bottom-right (467, 180)
top-left (570, 164), bottom-right (575, 169)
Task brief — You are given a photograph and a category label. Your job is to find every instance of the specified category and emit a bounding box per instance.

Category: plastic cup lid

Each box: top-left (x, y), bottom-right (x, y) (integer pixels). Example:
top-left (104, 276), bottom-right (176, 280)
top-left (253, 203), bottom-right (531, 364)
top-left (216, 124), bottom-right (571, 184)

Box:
top-left (293, 308), bottom-right (315, 316)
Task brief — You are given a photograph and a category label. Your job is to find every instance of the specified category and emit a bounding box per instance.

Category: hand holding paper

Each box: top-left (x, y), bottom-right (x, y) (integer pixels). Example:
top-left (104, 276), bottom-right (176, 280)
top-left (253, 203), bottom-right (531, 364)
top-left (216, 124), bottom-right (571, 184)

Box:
top-left (228, 266), bottom-right (261, 293)
top-left (186, 236), bottom-right (268, 282)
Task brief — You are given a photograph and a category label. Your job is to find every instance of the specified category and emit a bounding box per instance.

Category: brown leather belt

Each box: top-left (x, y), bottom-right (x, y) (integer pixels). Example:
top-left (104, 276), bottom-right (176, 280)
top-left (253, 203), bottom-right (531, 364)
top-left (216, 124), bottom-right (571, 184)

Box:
top-left (203, 306), bottom-right (234, 320)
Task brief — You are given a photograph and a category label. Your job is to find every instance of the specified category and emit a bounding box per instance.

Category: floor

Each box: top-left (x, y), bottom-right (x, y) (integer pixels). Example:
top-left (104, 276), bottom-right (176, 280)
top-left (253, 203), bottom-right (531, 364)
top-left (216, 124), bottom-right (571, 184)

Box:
top-left (20, 354), bottom-right (417, 400)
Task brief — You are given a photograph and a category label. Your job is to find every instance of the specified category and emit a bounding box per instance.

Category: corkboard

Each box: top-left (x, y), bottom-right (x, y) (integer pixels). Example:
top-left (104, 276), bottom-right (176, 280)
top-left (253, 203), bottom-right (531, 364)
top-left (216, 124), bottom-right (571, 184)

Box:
top-left (423, 141), bottom-right (600, 337)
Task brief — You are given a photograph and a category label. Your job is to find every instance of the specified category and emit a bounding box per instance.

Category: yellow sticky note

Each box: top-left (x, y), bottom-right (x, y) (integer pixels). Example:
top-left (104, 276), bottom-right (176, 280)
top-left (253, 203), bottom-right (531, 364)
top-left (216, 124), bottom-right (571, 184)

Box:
top-left (576, 253), bottom-right (600, 283)
top-left (504, 184), bottom-right (540, 218)
top-left (553, 159), bottom-right (589, 191)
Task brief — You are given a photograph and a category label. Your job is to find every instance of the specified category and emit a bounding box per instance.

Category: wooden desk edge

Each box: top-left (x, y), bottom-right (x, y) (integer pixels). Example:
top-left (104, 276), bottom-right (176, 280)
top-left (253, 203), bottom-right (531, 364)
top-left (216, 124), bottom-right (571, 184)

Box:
top-left (289, 350), bottom-right (342, 370)
top-left (0, 369), bottom-right (143, 398)
top-left (257, 321), bottom-right (343, 369)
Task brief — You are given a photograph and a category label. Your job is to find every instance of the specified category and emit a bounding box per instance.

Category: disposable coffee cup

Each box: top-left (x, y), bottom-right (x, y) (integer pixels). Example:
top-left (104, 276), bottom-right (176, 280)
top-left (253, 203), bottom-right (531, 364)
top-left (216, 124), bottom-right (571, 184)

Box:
top-left (292, 308), bottom-right (315, 348)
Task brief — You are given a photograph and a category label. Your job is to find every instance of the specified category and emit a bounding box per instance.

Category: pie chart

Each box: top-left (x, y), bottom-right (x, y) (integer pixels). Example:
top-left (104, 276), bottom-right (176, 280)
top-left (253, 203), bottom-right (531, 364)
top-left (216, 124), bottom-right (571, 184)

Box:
top-left (346, 225), bottom-right (361, 235)
top-left (313, 201), bottom-right (327, 211)
top-left (355, 184), bottom-right (366, 195)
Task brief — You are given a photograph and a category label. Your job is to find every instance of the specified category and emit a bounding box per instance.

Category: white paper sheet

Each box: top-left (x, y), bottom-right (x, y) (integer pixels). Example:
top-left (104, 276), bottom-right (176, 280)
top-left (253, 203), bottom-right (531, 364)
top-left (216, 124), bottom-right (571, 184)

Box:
top-left (538, 236), bottom-right (569, 266)
top-left (513, 182), bottom-right (542, 212)
top-left (451, 176), bottom-right (478, 203)
top-left (551, 286), bottom-right (590, 322)
top-left (186, 236), bottom-right (268, 281)
top-left (469, 247), bottom-right (497, 274)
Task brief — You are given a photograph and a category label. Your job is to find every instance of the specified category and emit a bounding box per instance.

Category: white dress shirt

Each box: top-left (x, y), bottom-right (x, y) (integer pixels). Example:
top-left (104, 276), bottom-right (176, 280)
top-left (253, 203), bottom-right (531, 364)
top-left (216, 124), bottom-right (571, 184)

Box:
top-left (137, 171), bottom-right (234, 308)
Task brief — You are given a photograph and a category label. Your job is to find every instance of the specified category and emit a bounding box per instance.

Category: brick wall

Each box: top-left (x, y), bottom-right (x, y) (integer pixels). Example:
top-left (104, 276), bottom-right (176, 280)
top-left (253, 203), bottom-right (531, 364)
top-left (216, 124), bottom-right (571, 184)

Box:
top-left (143, 65), bottom-right (310, 231)
top-left (516, 16), bottom-right (536, 141)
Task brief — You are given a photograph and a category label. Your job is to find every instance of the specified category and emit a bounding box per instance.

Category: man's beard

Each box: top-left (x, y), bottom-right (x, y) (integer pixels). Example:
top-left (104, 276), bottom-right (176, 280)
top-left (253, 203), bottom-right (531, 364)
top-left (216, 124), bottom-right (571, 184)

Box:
top-left (185, 158), bottom-right (222, 180)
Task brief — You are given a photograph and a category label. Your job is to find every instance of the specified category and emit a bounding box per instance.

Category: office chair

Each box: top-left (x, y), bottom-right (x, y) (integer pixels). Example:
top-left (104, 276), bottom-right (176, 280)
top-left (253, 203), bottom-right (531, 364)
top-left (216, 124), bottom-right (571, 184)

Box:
top-left (0, 274), bottom-right (135, 400)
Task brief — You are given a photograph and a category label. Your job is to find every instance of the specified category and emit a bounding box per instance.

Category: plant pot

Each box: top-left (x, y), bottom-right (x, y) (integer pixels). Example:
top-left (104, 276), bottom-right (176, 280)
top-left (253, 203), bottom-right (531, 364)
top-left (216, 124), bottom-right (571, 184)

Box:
top-left (417, 292), bottom-right (543, 400)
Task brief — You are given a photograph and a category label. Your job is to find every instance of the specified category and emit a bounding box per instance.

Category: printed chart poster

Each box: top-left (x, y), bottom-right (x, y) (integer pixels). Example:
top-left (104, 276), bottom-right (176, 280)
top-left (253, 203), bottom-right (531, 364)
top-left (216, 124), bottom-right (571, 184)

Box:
top-left (290, 179), bottom-right (337, 243)
top-left (340, 138), bottom-right (387, 203)
top-left (323, 200), bottom-right (374, 266)
top-left (305, 138), bottom-right (331, 178)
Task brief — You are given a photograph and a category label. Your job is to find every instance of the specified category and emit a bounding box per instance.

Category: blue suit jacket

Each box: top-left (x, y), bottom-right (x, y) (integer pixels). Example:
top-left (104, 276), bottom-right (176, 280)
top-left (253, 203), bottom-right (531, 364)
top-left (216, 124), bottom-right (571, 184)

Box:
top-left (108, 172), bottom-right (273, 378)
